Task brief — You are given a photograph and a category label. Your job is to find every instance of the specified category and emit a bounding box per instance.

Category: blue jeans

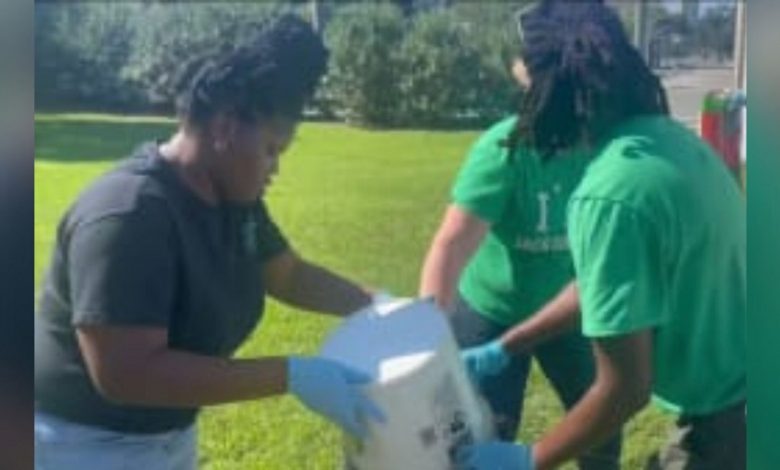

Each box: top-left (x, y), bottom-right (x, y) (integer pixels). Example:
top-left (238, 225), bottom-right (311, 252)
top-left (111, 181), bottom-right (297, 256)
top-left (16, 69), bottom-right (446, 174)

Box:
top-left (35, 411), bottom-right (197, 470)
top-left (451, 296), bottom-right (622, 470)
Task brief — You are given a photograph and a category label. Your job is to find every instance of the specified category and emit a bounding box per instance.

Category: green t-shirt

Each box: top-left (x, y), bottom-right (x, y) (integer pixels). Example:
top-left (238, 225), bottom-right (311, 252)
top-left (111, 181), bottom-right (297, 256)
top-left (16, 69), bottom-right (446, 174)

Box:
top-left (452, 117), bottom-right (590, 326)
top-left (568, 115), bottom-right (746, 415)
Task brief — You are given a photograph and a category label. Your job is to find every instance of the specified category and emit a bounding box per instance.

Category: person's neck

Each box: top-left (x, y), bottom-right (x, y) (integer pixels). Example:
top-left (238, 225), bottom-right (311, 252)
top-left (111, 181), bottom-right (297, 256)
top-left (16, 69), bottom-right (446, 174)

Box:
top-left (158, 131), bottom-right (219, 206)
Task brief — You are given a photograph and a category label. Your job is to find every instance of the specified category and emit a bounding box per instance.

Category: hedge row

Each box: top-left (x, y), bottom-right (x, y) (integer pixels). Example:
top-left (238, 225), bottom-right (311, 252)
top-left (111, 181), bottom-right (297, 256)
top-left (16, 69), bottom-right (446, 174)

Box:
top-left (35, 2), bottom-right (528, 128)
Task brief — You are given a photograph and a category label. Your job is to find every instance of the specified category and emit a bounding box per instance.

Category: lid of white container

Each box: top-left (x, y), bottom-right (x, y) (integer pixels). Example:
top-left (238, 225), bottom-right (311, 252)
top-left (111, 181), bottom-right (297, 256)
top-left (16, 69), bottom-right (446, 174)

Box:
top-left (320, 298), bottom-right (450, 384)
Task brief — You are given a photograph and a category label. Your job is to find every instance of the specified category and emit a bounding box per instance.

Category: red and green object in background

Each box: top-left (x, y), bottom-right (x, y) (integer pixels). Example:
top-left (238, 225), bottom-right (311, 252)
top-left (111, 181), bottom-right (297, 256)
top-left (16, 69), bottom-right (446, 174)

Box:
top-left (700, 89), bottom-right (746, 185)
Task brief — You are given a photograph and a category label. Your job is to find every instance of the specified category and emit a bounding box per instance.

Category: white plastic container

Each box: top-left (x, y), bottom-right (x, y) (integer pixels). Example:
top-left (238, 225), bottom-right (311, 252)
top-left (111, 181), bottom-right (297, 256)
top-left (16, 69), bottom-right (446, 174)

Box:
top-left (320, 297), bottom-right (494, 470)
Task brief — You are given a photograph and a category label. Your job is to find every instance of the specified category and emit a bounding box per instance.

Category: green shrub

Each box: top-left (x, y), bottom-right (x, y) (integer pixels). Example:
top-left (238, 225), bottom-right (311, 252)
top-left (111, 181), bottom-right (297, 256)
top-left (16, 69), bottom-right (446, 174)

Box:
top-left (397, 9), bottom-right (487, 127)
top-left (122, 3), bottom-right (299, 111)
top-left (322, 3), bottom-right (522, 128)
top-left (35, 3), bottom-right (143, 110)
top-left (322, 4), bottom-right (406, 126)
top-left (35, 3), bottom-right (300, 112)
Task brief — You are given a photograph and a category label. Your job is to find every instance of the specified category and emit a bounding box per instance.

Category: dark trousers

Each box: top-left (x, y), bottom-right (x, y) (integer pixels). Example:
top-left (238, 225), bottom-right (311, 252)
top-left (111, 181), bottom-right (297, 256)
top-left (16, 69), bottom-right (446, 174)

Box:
top-left (646, 401), bottom-right (746, 470)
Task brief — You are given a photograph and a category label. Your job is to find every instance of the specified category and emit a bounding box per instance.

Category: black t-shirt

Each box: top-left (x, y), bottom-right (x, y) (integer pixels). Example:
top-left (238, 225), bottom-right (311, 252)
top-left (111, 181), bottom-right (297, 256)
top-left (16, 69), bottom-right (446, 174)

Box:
top-left (34, 142), bottom-right (289, 433)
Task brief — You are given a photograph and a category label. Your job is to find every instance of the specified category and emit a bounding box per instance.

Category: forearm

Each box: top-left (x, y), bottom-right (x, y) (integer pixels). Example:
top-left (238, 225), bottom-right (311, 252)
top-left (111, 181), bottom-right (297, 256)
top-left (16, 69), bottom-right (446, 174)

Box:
top-left (420, 206), bottom-right (488, 312)
top-left (501, 281), bottom-right (580, 354)
top-left (96, 350), bottom-right (288, 408)
top-left (419, 240), bottom-right (470, 312)
top-left (533, 331), bottom-right (654, 469)
top-left (533, 380), bottom-right (643, 470)
top-left (281, 261), bottom-right (371, 316)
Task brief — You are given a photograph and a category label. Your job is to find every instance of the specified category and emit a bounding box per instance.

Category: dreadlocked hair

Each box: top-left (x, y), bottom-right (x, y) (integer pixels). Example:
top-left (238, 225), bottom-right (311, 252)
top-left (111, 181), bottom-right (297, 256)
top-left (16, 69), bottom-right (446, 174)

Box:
top-left (508, 0), bottom-right (669, 158)
top-left (175, 14), bottom-right (328, 128)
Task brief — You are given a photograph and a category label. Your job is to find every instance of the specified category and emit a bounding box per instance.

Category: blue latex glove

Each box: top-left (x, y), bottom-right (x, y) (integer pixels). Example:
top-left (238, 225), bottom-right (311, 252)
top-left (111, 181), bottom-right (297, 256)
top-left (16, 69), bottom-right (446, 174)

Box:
top-left (457, 441), bottom-right (535, 470)
top-left (461, 339), bottom-right (511, 382)
top-left (288, 357), bottom-right (386, 439)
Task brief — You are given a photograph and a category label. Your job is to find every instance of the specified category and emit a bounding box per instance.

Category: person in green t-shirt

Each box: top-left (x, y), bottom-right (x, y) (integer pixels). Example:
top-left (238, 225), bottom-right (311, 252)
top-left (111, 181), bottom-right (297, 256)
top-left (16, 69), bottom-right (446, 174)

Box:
top-left (419, 22), bottom-right (620, 470)
top-left (458, 2), bottom-right (745, 470)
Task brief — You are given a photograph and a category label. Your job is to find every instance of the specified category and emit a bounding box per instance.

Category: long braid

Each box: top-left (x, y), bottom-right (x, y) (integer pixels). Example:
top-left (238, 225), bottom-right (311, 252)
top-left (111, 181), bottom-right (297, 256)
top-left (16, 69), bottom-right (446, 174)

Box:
top-left (508, 0), bottom-right (669, 158)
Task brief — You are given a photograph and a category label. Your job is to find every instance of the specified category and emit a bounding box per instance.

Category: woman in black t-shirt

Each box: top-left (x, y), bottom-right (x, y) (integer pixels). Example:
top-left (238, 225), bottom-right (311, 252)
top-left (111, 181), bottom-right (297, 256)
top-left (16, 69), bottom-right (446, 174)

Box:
top-left (34, 15), bottom-right (384, 470)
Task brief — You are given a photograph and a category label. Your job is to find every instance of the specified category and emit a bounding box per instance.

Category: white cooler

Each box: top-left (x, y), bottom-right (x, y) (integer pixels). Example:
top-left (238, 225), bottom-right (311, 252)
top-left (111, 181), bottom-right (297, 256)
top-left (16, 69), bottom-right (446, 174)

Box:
top-left (320, 297), bottom-right (494, 470)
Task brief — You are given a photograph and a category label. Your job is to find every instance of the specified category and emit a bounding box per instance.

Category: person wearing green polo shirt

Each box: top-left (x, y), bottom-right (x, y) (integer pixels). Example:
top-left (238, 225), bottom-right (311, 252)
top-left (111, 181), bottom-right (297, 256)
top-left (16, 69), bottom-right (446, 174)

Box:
top-left (419, 31), bottom-right (621, 470)
top-left (459, 2), bottom-right (745, 470)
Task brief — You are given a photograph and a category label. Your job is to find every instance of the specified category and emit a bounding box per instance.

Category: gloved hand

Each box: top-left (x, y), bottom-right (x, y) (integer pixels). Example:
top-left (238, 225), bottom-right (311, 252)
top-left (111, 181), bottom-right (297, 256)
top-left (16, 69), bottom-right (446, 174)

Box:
top-left (288, 357), bottom-right (385, 439)
top-left (461, 339), bottom-right (511, 383)
top-left (457, 441), bottom-right (535, 470)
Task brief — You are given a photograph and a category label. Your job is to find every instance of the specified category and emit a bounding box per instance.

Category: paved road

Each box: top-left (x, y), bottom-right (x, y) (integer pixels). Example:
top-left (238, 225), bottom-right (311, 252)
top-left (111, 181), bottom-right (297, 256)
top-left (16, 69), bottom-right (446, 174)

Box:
top-left (659, 67), bottom-right (738, 129)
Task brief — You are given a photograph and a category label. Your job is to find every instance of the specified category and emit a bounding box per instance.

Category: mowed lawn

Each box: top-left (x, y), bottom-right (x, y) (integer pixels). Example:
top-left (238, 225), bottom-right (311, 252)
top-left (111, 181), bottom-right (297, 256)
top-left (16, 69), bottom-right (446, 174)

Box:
top-left (35, 114), bottom-right (672, 469)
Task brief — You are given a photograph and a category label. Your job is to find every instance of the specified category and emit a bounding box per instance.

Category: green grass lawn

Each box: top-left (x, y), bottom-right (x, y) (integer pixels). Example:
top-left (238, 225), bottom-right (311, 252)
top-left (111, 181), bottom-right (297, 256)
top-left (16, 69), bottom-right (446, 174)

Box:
top-left (35, 113), bottom-right (672, 469)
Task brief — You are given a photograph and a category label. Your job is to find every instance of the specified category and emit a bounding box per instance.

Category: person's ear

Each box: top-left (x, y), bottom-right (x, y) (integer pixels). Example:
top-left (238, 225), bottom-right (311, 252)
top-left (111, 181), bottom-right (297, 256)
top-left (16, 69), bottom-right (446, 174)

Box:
top-left (511, 58), bottom-right (531, 88)
top-left (209, 113), bottom-right (238, 154)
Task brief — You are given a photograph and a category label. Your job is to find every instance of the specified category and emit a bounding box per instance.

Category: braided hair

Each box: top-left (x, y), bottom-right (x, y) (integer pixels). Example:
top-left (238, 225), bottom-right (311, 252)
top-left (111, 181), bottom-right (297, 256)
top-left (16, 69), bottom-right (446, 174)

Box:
top-left (508, 0), bottom-right (669, 158)
top-left (175, 14), bottom-right (328, 128)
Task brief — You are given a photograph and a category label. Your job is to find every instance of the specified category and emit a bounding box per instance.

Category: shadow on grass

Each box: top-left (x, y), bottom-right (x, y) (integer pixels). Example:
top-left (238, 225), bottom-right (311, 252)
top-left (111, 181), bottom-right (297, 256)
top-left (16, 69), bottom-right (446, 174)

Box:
top-left (35, 118), bottom-right (176, 163)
